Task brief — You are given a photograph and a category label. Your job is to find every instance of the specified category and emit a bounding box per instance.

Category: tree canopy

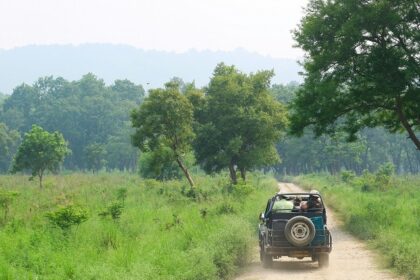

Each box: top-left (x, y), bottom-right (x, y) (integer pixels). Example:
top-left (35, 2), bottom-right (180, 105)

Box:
top-left (194, 63), bottom-right (288, 183)
top-left (292, 0), bottom-right (420, 149)
top-left (12, 125), bottom-right (71, 188)
top-left (131, 81), bottom-right (196, 187)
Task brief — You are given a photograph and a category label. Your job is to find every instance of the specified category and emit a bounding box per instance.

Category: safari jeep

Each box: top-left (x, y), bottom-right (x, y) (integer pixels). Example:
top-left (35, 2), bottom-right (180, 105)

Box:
top-left (258, 192), bottom-right (332, 268)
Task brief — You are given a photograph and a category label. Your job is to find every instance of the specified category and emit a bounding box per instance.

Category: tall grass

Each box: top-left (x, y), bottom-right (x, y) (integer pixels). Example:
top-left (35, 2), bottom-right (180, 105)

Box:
top-left (0, 173), bottom-right (277, 279)
top-left (293, 173), bottom-right (420, 280)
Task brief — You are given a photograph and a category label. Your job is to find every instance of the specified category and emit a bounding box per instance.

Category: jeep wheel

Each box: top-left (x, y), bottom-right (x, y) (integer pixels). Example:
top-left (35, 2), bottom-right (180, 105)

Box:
top-left (311, 254), bottom-right (318, 262)
top-left (284, 216), bottom-right (316, 247)
top-left (318, 253), bottom-right (329, 268)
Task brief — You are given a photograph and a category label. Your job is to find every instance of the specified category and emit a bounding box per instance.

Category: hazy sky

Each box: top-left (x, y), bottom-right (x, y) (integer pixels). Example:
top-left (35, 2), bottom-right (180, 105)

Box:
top-left (0, 0), bottom-right (309, 59)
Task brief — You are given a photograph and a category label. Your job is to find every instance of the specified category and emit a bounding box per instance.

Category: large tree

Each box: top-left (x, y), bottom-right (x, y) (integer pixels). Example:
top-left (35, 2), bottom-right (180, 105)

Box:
top-left (194, 63), bottom-right (288, 184)
top-left (292, 0), bottom-right (420, 149)
top-left (12, 125), bottom-right (70, 188)
top-left (131, 81), bottom-right (196, 187)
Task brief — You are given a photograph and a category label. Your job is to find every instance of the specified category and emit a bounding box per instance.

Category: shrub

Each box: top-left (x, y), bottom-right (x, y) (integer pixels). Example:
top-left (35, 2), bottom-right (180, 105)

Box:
top-left (231, 181), bottom-right (254, 197)
top-left (0, 190), bottom-right (19, 223)
top-left (216, 201), bottom-right (236, 215)
top-left (340, 170), bottom-right (356, 183)
top-left (116, 187), bottom-right (128, 204)
top-left (375, 163), bottom-right (394, 189)
top-left (46, 205), bottom-right (88, 230)
top-left (99, 202), bottom-right (124, 220)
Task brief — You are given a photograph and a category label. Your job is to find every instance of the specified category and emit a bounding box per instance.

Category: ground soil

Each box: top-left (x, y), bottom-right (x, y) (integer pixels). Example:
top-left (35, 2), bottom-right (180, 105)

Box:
top-left (235, 182), bottom-right (402, 280)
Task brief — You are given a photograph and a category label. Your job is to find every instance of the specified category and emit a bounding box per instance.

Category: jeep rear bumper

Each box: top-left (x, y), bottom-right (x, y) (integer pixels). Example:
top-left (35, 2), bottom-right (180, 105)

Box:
top-left (265, 245), bottom-right (332, 258)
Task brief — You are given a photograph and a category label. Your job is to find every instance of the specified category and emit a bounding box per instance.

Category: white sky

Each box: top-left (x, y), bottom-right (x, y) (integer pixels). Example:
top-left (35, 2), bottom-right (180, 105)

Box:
top-left (0, 0), bottom-right (308, 59)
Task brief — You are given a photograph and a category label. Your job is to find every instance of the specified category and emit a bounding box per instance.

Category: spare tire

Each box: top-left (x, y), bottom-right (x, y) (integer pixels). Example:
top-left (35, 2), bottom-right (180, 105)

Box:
top-left (284, 216), bottom-right (316, 247)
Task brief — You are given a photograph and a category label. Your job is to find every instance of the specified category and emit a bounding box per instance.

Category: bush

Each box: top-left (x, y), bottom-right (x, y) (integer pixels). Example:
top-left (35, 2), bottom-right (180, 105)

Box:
top-left (116, 187), bottom-right (127, 204)
top-left (99, 202), bottom-right (124, 220)
top-left (0, 190), bottom-right (19, 223)
top-left (46, 205), bottom-right (88, 230)
top-left (216, 201), bottom-right (237, 215)
top-left (359, 164), bottom-right (395, 192)
top-left (231, 181), bottom-right (254, 197)
top-left (375, 162), bottom-right (394, 189)
top-left (340, 170), bottom-right (356, 183)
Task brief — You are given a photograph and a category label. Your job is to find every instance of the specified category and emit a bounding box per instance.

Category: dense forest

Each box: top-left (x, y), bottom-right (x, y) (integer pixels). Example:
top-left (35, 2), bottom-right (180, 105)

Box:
top-left (1, 72), bottom-right (419, 176)
top-left (0, 74), bottom-right (143, 172)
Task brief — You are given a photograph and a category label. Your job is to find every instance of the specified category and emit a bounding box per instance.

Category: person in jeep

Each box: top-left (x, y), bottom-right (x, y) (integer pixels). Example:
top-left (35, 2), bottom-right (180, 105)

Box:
top-left (272, 194), bottom-right (294, 212)
top-left (301, 190), bottom-right (322, 212)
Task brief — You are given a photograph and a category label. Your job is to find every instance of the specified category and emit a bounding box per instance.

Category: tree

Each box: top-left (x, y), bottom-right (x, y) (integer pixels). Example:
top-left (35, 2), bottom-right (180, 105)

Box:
top-left (0, 123), bottom-right (21, 173)
top-left (195, 63), bottom-right (288, 183)
top-left (12, 125), bottom-right (70, 188)
top-left (111, 79), bottom-right (144, 104)
top-left (84, 143), bottom-right (107, 173)
top-left (0, 92), bottom-right (6, 106)
top-left (292, 0), bottom-right (420, 150)
top-left (131, 81), bottom-right (196, 187)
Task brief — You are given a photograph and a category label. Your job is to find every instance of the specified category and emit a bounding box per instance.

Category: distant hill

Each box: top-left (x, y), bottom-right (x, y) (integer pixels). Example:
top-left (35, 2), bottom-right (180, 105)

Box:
top-left (0, 44), bottom-right (302, 94)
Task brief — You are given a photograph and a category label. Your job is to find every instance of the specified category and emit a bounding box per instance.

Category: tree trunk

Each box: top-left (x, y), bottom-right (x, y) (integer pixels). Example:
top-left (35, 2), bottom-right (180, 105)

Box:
top-left (38, 170), bottom-right (44, 189)
top-left (175, 157), bottom-right (195, 187)
top-left (240, 167), bottom-right (246, 181)
top-left (396, 97), bottom-right (420, 150)
top-left (228, 162), bottom-right (237, 185)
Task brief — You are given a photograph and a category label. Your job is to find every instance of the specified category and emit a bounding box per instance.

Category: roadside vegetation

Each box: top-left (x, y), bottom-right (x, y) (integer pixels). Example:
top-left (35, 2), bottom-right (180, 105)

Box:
top-left (292, 170), bottom-right (420, 279)
top-left (0, 173), bottom-right (277, 279)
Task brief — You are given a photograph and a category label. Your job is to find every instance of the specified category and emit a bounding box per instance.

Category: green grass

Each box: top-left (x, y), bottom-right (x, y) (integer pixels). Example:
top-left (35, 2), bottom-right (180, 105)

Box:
top-left (292, 173), bottom-right (420, 280)
top-left (0, 173), bottom-right (277, 279)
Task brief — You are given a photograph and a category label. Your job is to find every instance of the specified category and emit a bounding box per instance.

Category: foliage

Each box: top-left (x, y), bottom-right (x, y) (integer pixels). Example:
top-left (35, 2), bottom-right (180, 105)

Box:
top-left (294, 173), bottom-right (420, 279)
top-left (194, 63), bottom-right (288, 183)
top-left (271, 83), bottom-right (420, 175)
top-left (46, 205), bottom-right (88, 231)
top-left (84, 143), bottom-right (107, 173)
top-left (138, 145), bottom-right (183, 180)
top-left (11, 125), bottom-right (70, 188)
top-left (131, 81), bottom-right (196, 186)
top-left (0, 173), bottom-right (277, 279)
top-left (340, 170), bottom-right (356, 183)
top-left (99, 202), bottom-right (124, 220)
top-left (116, 187), bottom-right (127, 204)
top-left (0, 190), bottom-right (19, 222)
top-left (0, 75), bottom-right (144, 171)
top-left (138, 146), bottom-right (196, 181)
top-left (0, 123), bottom-right (20, 172)
top-left (292, 0), bottom-right (420, 150)
top-left (359, 163), bottom-right (395, 192)
top-left (375, 162), bottom-right (395, 186)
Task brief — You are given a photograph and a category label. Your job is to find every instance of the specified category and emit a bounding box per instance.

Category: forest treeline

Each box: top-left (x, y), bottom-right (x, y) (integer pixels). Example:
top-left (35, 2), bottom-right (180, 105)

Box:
top-left (1, 71), bottom-right (419, 177)
top-left (0, 74), bottom-right (143, 172)
top-left (271, 84), bottom-right (420, 174)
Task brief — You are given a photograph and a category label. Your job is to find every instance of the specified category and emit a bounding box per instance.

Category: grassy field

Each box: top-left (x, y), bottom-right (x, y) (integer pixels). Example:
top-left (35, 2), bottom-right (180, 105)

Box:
top-left (0, 173), bottom-right (277, 280)
top-left (292, 173), bottom-right (420, 279)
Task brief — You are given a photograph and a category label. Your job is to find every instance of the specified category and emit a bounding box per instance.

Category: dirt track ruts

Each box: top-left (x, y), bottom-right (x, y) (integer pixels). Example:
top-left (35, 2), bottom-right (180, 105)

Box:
top-left (235, 182), bottom-right (402, 280)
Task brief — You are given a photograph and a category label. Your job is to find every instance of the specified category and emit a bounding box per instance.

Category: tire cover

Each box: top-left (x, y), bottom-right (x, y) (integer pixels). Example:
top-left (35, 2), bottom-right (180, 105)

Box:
top-left (284, 216), bottom-right (316, 247)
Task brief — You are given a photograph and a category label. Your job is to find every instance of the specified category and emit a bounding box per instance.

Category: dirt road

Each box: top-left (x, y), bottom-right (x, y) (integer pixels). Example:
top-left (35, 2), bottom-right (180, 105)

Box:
top-left (235, 182), bottom-right (401, 280)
